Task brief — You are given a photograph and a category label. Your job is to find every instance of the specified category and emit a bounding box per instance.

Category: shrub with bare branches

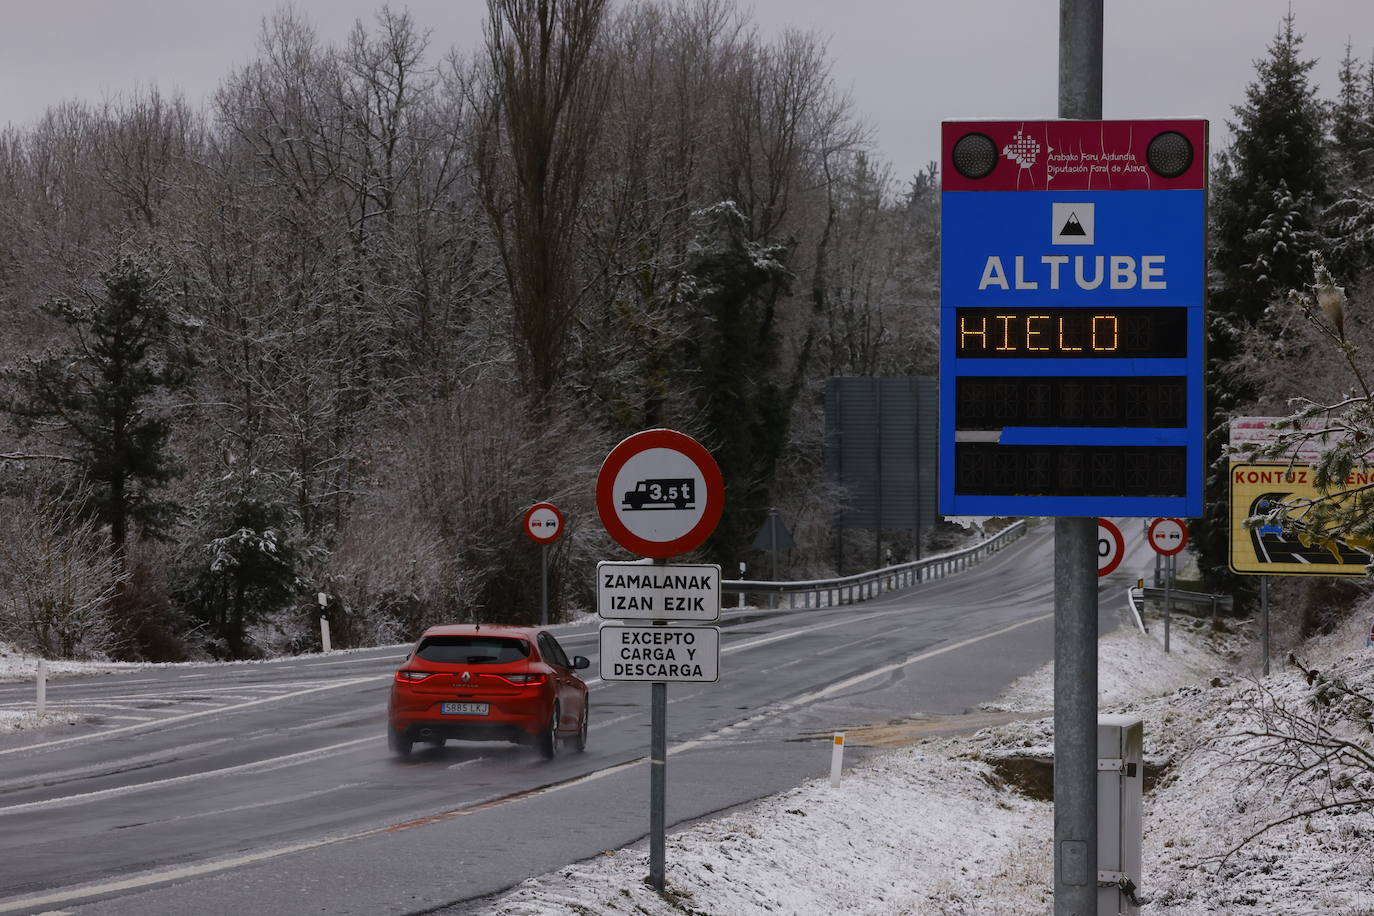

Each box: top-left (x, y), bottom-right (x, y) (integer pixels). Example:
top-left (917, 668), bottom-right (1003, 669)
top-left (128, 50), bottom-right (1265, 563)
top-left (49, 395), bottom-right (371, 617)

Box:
top-left (1207, 650), bottom-right (1374, 867)
top-left (0, 485), bottom-right (126, 659)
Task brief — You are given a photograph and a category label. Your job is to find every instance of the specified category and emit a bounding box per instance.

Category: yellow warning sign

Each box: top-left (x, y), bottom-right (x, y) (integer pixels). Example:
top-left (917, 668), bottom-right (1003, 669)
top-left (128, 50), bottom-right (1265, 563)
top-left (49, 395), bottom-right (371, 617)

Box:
top-left (1229, 463), bottom-right (1373, 576)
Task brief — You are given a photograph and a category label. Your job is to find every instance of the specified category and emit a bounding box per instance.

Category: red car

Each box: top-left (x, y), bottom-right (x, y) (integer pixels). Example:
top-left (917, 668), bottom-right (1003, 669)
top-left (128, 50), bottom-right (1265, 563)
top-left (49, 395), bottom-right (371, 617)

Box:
top-left (388, 625), bottom-right (590, 758)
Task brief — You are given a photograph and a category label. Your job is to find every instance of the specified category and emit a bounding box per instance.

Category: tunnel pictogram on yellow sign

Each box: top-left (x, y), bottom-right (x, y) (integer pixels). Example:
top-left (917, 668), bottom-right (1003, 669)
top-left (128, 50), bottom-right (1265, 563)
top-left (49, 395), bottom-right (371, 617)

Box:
top-left (1229, 463), bottom-right (1373, 576)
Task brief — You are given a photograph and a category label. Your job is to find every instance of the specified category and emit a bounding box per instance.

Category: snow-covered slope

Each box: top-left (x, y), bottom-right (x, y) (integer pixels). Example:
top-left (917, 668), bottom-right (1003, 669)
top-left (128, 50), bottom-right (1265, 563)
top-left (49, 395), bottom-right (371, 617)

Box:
top-left (478, 606), bottom-right (1374, 915)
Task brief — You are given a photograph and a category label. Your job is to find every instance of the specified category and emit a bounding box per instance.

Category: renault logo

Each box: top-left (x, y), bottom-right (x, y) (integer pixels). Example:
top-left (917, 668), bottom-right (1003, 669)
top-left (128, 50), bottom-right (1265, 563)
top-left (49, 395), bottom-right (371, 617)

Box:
top-left (461, 671), bottom-right (471, 683)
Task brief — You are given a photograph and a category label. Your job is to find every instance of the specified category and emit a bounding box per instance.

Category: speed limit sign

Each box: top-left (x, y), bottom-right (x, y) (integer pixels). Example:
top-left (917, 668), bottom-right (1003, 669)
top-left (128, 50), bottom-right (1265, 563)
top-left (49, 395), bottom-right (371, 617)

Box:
top-left (1098, 518), bottom-right (1125, 577)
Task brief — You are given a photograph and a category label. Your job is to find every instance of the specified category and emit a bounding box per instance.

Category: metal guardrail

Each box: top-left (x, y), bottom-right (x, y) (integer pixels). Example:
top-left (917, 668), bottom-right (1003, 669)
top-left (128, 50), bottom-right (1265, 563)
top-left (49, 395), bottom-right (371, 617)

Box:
top-left (721, 520), bottom-right (1029, 610)
top-left (1137, 586), bottom-right (1233, 614)
top-left (1124, 587), bottom-right (1148, 634)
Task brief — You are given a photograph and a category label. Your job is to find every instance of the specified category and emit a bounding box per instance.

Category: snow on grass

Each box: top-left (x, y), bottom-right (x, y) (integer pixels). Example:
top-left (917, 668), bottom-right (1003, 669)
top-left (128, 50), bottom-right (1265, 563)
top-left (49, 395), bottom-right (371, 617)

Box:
top-left (985, 607), bottom-right (1223, 713)
top-left (489, 749), bottom-right (1051, 916)
top-left (0, 641), bottom-right (150, 682)
top-left (475, 602), bottom-right (1374, 915)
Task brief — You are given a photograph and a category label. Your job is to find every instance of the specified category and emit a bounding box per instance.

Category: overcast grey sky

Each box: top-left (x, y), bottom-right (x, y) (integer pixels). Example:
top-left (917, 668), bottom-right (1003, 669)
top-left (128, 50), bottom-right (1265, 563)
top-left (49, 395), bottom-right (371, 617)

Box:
top-left (1, 1), bottom-right (1370, 182)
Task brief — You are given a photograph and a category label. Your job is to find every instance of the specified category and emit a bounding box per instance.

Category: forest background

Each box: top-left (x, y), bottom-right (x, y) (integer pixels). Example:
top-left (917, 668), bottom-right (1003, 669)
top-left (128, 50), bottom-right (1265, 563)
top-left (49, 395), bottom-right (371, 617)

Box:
top-left (0, 1), bottom-right (1371, 662)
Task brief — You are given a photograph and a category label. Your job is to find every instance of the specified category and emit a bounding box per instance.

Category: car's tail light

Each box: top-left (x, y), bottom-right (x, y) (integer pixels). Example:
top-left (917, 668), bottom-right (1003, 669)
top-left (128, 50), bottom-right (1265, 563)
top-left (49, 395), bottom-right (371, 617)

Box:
top-left (395, 670), bottom-right (435, 683)
top-left (486, 673), bottom-right (546, 687)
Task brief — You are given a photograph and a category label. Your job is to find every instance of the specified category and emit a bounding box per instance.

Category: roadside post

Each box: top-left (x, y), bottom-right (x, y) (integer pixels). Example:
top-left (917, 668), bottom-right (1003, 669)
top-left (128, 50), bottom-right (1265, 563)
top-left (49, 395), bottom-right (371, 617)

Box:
top-left (317, 591), bottom-right (331, 653)
top-left (36, 659), bottom-right (46, 718)
top-left (1262, 576), bottom-right (1270, 674)
top-left (940, 3), bottom-right (1206, 908)
top-left (524, 502), bottom-right (564, 627)
top-left (596, 429), bottom-right (724, 892)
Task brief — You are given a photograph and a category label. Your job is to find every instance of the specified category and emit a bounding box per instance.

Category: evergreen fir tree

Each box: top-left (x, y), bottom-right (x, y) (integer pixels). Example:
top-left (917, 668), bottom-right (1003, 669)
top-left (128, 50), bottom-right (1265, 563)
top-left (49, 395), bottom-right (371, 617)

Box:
top-left (3, 255), bottom-right (191, 555)
top-left (1331, 42), bottom-right (1372, 182)
top-left (679, 201), bottom-right (794, 565)
top-left (1198, 13), bottom-right (1330, 584)
top-left (1212, 13), bottom-right (1329, 321)
top-left (1322, 44), bottom-right (1374, 281)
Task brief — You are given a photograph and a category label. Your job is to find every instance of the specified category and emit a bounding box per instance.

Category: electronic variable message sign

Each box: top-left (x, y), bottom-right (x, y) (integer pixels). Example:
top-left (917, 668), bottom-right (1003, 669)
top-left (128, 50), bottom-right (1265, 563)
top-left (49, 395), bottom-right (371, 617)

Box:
top-left (940, 119), bottom-right (1207, 517)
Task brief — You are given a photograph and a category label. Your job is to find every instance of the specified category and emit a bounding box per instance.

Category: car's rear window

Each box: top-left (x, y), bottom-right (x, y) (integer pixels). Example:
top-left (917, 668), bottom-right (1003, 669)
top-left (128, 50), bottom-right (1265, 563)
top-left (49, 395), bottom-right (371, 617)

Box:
top-left (415, 635), bottom-right (530, 664)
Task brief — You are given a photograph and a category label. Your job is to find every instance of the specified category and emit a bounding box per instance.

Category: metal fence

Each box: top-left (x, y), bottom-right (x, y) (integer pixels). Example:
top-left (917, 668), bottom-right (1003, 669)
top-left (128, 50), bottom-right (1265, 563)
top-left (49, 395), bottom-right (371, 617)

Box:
top-left (722, 520), bottom-right (1029, 610)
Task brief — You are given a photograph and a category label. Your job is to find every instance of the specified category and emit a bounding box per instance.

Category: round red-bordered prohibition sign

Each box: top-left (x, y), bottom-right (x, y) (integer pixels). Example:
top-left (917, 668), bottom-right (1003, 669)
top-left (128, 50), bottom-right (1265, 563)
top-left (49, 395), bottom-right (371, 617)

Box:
top-left (524, 502), bottom-right (564, 544)
top-left (596, 429), bottom-right (724, 559)
top-left (1147, 517), bottom-right (1188, 557)
top-left (1098, 518), bottom-right (1125, 578)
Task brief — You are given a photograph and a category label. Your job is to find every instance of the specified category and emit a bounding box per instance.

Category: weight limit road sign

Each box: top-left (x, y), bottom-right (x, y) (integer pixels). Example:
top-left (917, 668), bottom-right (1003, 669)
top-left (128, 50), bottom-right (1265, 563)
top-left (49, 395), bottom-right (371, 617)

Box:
top-left (596, 429), bottom-right (724, 559)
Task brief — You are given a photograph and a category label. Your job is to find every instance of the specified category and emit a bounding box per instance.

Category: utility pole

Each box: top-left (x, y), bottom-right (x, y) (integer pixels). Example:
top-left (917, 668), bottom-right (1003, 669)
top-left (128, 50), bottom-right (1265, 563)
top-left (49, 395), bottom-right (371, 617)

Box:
top-left (1055, 2), bottom-right (1102, 914)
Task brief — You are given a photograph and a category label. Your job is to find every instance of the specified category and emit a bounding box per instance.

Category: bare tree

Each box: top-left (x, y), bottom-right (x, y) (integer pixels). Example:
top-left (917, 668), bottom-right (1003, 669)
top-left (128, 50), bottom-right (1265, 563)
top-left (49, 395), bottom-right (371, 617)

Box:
top-left (478, 0), bottom-right (611, 401)
top-left (92, 87), bottom-right (200, 231)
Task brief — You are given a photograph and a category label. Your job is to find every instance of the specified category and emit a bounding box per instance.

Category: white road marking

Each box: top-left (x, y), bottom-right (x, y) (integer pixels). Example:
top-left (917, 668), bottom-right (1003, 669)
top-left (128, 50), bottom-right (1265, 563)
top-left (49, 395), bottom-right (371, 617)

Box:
top-left (297, 654), bottom-right (407, 668)
top-left (101, 715), bottom-right (156, 722)
top-left (0, 675), bottom-right (380, 757)
top-left (0, 737), bottom-right (376, 816)
top-left (694, 612), bottom-right (1057, 742)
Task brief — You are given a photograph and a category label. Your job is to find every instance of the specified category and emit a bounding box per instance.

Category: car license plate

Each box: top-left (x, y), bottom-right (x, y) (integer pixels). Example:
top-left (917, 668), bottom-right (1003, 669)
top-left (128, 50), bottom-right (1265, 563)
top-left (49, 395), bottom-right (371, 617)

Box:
top-left (441, 702), bottom-right (489, 716)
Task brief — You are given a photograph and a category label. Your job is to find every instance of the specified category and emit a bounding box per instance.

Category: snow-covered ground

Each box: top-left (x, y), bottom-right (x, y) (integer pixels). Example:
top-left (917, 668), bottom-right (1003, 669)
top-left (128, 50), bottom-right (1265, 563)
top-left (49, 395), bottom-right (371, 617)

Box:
top-left (480, 603), bottom-right (1374, 915)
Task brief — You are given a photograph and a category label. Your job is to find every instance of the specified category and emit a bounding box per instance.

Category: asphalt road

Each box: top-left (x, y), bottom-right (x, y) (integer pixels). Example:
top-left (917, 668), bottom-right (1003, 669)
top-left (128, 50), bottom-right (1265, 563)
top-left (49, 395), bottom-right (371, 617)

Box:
top-left (0, 520), bottom-right (1152, 915)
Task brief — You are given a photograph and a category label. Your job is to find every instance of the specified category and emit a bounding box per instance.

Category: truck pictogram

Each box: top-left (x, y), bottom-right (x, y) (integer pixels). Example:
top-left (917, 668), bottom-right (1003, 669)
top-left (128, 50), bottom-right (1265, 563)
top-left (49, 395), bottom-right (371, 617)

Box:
top-left (622, 478), bottom-right (695, 511)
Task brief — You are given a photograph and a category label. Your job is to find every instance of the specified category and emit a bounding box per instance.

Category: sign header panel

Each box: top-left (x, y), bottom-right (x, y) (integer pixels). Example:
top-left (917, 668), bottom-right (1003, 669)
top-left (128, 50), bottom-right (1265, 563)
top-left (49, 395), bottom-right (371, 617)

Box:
top-left (940, 119), bottom-right (1207, 518)
top-left (941, 120), bottom-right (1207, 192)
top-left (599, 625), bottom-right (720, 682)
top-left (597, 562), bottom-right (721, 621)
top-left (1228, 416), bottom-right (1374, 464)
top-left (1229, 462), bottom-right (1373, 576)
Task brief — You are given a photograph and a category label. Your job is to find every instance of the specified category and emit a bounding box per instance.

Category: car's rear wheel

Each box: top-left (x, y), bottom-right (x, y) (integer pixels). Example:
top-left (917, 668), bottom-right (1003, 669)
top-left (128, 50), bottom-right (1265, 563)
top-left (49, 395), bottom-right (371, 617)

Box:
top-left (388, 727), bottom-right (413, 757)
top-left (572, 703), bottom-right (588, 753)
top-left (537, 704), bottom-right (559, 759)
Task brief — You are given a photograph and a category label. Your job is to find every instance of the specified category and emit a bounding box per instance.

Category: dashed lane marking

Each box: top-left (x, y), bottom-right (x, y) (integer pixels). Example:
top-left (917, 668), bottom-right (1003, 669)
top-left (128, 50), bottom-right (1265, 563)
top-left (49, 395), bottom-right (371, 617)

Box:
top-left (0, 676), bottom-right (379, 757)
top-left (0, 737), bottom-right (376, 816)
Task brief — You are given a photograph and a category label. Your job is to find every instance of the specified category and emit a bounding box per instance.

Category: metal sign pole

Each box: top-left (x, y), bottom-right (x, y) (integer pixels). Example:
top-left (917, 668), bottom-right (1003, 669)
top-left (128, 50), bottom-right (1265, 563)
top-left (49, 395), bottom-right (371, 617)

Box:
top-left (1054, 518), bottom-right (1100, 913)
top-left (540, 543), bottom-right (549, 627)
top-left (1055, 3), bottom-right (1102, 913)
top-left (1164, 553), bottom-right (1173, 653)
top-left (649, 679), bottom-right (667, 891)
top-left (650, 556), bottom-right (668, 892)
top-left (1261, 575), bottom-right (1270, 676)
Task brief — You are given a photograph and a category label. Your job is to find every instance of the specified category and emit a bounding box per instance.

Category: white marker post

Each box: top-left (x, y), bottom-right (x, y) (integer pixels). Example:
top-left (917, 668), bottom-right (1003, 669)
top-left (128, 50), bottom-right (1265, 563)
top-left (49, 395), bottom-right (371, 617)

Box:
top-left (830, 733), bottom-right (845, 787)
top-left (36, 659), bottom-right (47, 718)
top-left (318, 592), bottom-right (332, 653)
